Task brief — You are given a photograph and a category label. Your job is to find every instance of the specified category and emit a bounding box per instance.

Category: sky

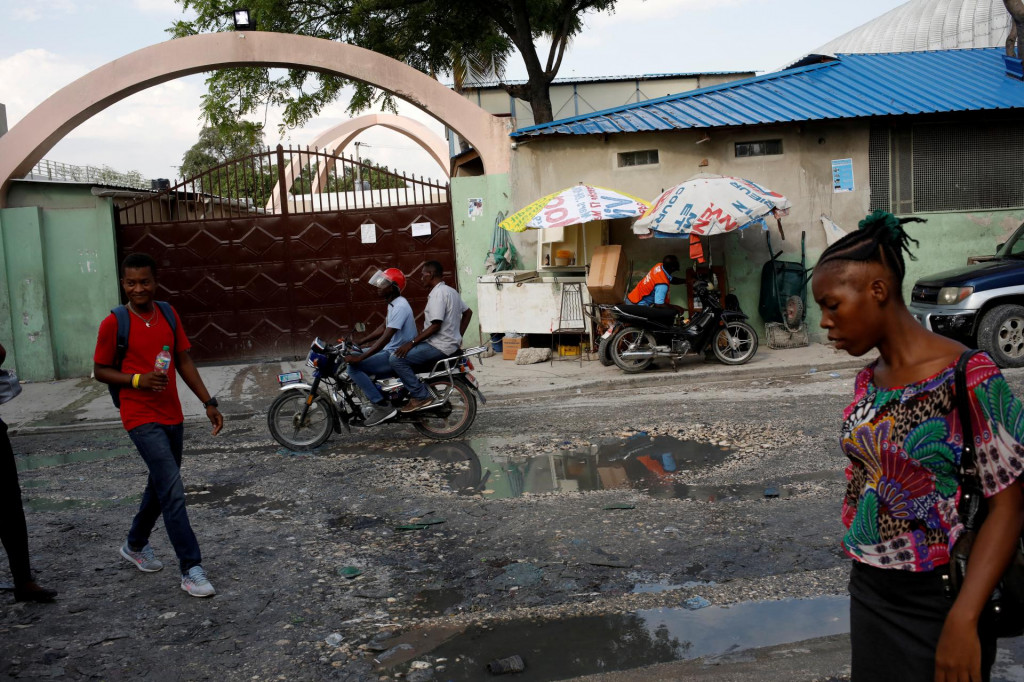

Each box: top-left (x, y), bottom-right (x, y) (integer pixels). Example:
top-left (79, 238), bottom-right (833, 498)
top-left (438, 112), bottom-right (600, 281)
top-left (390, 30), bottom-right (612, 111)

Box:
top-left (0, 0), bottom-right (912, 185)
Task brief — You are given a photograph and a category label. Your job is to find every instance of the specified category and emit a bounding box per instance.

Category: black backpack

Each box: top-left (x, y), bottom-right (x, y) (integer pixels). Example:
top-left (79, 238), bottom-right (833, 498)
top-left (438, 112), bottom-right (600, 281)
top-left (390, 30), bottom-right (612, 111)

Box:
top-left (108, 301), bottom-right (177, 408)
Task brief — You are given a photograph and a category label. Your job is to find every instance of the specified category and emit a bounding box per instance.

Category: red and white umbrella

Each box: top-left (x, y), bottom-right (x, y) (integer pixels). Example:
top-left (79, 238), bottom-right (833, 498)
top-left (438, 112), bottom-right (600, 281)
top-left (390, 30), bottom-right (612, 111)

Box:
top-left (634, 174), bottom-right (791, 239)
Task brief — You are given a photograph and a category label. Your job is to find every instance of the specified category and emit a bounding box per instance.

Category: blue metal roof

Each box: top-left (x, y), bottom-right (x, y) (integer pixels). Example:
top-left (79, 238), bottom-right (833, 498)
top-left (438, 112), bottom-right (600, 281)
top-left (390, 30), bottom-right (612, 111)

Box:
top-left (512, 48), bottom-right (1024, 138)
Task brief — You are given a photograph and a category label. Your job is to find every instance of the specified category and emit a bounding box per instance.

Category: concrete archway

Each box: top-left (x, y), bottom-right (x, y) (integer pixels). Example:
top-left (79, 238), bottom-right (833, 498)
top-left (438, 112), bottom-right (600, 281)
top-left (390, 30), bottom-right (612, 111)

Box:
top-left (0, 32), bottom-right (509, 207)
top-left (269, 113), bottom-right (450, 211)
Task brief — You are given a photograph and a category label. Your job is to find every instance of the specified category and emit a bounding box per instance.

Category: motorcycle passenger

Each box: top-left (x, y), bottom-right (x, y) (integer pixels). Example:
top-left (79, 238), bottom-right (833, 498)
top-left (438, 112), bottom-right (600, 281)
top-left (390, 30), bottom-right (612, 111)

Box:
top-left (344, 268), bottom-right (417, 426)
top-left (626, 254), bottom-right (688, 318)
top-left (391, 261), bottom-right (473, 413)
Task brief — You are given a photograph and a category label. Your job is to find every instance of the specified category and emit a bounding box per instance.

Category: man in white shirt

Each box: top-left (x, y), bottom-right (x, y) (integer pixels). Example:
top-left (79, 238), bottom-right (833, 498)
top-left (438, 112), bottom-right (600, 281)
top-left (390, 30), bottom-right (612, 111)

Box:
top-left (390, 261), bottom-right (473, 412)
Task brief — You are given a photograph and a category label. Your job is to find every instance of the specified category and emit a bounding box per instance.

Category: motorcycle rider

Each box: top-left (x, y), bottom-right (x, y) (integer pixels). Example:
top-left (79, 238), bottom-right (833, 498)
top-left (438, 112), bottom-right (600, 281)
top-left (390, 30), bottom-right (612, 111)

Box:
top-left (626, 254), bottom-right (688, 317)
top-left (391, 261), bottom-right (473, 413)
top-left (343, 268), bottom-right (417, 426)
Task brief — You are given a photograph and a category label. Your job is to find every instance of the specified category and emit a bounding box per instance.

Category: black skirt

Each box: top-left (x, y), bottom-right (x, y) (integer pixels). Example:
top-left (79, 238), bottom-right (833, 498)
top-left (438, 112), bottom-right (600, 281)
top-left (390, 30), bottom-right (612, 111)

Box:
top-left (849, 561), bottom-right (997, 681)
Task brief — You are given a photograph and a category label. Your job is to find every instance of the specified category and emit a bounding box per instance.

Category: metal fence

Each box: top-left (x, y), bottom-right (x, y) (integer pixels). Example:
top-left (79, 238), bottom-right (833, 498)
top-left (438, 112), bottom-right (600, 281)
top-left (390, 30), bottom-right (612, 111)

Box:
top-left (25, 159), bottom-right (150, 190)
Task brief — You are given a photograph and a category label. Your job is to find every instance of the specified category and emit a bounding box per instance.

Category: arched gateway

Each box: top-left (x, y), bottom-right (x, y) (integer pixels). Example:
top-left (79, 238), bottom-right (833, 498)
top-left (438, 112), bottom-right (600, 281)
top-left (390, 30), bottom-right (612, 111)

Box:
top-left (0, 32), bottom-right (509, 208)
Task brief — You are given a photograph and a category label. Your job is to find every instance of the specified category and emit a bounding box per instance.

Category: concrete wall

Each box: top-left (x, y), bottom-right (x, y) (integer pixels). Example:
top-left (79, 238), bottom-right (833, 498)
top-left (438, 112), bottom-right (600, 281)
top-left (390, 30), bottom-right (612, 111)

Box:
top-left (1, 182), bottom-right (119, 380)
top-left (509, 120), bottom-right (871, 334)
top-left (450, 173), bottom-right (513, 347)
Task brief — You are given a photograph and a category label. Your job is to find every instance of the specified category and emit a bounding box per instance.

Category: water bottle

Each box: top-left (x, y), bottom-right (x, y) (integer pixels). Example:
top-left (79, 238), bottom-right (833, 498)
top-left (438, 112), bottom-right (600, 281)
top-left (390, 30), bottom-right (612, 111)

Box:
top-left (154, 345), bottom-right (171, 376)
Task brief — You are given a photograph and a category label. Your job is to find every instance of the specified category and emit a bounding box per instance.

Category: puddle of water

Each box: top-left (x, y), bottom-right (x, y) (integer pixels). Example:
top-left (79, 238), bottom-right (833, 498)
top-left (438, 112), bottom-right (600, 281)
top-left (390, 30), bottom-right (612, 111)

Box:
top-left (21, 479), bottom-right (49, 489)
top-left (16, 446), bottom-right (135, 472)
top-left (186, 484), bottom-right (292, 516)
top-left (393, 438), bottom-right (843, 502)
top-left (411, 588), bottom-right (465, 617)
top-left (397, 595), bottom-right (849, 681)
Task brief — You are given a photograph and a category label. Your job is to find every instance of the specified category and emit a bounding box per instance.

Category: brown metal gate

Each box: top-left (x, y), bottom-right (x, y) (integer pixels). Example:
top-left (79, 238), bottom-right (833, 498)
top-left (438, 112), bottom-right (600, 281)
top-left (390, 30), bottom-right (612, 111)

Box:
top-left (116, 146), bottom-right (454, 362)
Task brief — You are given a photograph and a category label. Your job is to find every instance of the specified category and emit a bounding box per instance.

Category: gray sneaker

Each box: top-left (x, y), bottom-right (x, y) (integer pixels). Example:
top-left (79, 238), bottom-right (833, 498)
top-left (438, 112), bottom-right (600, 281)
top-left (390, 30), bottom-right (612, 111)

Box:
top-left (181, 566), bottom-right (216, 598)
top-left (120, 542), bottom-right (164, 572)
top-left (363, 403), bottom-right (397, 426)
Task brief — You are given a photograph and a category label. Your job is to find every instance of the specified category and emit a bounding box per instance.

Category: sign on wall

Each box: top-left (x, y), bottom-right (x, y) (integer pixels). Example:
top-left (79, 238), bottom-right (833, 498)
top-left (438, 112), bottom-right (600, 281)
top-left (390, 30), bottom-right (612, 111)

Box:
top-left (831, 158), bottom-right (854, 193)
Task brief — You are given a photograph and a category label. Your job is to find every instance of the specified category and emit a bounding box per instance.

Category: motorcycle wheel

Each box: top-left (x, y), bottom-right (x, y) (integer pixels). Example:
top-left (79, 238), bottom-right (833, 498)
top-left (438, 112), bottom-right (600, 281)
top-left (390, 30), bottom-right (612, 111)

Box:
top-left (267, 390), bottom-right (335, 450)
top-left (413, 379), bottom-right (478, 440)
top-left (611, 327), bottom-right (656, 373)
top-left (712, 321), bottom-right (759, 365)
top-left (597, 334), bottom-right (616, 367)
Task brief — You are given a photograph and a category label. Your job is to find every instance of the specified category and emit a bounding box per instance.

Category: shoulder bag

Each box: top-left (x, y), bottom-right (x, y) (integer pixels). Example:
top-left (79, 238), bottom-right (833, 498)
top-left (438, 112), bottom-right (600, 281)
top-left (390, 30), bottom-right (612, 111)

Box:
top-left (948, 349), bottom-right (1024, 637)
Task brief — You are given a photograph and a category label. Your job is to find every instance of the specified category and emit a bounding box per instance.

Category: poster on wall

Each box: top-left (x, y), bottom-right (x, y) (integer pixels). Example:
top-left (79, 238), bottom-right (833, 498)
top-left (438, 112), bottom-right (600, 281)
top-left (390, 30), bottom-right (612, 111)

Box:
top-left (411, 222), bottom-right (432, 237)
top-left (468, 198), bottom-right (483, 219)
top-left (831, 158), bottom-right (854, 193)
top-left (360, 223), bottom-right (376, 244)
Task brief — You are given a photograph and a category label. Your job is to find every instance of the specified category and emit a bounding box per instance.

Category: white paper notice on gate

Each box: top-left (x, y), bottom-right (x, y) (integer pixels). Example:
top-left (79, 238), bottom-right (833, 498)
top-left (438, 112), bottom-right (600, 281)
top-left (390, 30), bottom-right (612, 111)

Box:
top-left (360, 223), bottom-right (377, 244)
top-left (411, 222), bottom-right (432, 237)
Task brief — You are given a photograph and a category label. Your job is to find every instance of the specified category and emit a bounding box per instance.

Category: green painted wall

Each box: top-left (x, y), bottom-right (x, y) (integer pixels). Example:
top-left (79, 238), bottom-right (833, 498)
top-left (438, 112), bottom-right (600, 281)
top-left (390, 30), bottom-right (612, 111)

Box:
top-left (450, 173), bottom-right (512, 347)
top-left (0, 182), bottom-right (120, 380)
top-left (723, 209), bottom-right (1024, 342)
top-left (0, 206), bottom-right (56, 380)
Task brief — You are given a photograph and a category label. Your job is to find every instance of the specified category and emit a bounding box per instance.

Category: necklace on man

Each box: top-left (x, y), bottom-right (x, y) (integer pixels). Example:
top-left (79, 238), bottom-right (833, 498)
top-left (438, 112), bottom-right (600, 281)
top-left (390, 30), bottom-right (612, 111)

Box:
top-left (128, 302), bottom-right (158, 328)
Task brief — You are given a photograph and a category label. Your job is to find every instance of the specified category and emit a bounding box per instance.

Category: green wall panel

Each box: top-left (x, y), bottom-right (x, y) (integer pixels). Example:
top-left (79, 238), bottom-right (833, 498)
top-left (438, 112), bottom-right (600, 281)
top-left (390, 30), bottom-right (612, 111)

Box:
top-left (450, 174), bottom-right (512, 347)
top-left (0, 206), bottom-right (56, 380)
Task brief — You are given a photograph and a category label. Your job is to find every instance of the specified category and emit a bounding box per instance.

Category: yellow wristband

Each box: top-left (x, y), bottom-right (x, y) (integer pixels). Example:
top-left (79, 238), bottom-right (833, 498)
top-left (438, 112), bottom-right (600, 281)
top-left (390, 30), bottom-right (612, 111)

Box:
top-left (131, 374), bottom-right (140, 389)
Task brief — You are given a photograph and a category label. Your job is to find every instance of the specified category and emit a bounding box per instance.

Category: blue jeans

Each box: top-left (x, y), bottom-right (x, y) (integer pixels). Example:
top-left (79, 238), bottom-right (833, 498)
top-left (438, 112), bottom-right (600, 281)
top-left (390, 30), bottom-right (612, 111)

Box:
top-left (126, 422), bottom-right (201, 574)
top-left (346, 351), bottom-right (395, 404)
top-left (389, 343), bottom-right (447, 399)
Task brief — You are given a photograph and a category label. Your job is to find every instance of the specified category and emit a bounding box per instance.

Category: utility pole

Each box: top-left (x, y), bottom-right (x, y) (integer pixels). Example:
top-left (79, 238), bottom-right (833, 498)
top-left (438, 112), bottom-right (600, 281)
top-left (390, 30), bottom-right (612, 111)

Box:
top-left (353, 141), bottom-right (371, 190)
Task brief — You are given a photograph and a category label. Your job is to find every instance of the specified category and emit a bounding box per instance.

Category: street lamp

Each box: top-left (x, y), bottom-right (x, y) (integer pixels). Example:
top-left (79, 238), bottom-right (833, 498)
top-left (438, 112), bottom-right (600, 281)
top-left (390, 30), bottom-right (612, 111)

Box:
top-left (232, 9), bottom-right (253, 30)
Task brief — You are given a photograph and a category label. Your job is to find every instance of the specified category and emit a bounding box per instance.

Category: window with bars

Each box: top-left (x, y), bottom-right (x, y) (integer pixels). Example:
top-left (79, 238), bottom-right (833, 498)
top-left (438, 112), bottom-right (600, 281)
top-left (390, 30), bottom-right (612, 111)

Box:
top-left (735, 139), bottom-right (783, 157)
top-left (869, 120), bottom-right (1024, 213)
top-left (617, 149), bottom-right (659, 167)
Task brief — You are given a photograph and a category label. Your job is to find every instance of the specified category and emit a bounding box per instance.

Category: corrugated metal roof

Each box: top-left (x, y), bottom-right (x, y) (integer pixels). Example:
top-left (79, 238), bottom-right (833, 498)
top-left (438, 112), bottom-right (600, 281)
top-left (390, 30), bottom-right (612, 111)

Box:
top-left (512, 48), bottom-right (1024, 138)
top-left (456, 71), bottom-right (753, 90)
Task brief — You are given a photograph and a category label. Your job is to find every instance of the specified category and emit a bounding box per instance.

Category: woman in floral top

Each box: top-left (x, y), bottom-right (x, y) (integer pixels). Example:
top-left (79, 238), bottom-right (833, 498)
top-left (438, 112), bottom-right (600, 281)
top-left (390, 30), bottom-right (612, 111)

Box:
top-left (812, 211), bottom-right (1024, 681)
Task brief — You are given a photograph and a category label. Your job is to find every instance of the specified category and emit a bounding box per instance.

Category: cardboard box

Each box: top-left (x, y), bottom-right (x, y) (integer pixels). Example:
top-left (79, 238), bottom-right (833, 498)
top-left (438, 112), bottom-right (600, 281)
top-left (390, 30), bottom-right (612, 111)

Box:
top-left (587, 244), bottom-right (628, 304)
top-left (502, 336), bottom-right (529, 360)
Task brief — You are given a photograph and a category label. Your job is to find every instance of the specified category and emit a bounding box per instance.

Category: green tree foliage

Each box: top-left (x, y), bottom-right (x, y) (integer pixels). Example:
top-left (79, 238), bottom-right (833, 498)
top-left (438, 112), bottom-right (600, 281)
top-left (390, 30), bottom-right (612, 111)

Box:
top-left (179, 121), bottom-right (277, 205)
top-left (288, 158), bottom-right (408, 194)
top-left (169, 0), bottom-right (621, 129)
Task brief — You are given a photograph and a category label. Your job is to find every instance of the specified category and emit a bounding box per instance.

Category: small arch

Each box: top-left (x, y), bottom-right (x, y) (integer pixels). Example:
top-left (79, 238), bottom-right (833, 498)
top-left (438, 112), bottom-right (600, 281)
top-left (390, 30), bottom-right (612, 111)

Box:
top-left (270, 113), bottom-right (450, 211)
top-left (0, 32), bottom-right (509, 207)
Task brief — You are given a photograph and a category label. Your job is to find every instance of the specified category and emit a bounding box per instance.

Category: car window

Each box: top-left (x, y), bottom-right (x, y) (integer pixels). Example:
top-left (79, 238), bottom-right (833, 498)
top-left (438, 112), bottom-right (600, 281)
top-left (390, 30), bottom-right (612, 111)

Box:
top-left (1001, 223), bottom-right (1024, 258)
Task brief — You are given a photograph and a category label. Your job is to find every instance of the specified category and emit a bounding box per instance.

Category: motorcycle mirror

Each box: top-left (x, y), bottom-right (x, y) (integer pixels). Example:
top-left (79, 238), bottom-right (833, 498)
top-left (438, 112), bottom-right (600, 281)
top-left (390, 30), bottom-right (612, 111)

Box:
top-left (354, 322), bottom-right (366, 332)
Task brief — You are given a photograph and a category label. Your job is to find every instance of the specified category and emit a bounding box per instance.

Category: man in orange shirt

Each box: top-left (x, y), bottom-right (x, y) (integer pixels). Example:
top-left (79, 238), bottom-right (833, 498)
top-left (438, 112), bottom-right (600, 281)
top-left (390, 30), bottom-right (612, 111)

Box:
top-left (625, 254), bottom-right (688, 316)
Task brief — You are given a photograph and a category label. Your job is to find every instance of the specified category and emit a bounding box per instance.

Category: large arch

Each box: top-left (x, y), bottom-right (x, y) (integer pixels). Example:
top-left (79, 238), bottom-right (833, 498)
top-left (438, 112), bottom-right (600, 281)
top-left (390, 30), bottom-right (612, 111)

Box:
top-left (269, 113), bottom-right (450, 211)
top-left (0, 32), bottom-right (509, 208)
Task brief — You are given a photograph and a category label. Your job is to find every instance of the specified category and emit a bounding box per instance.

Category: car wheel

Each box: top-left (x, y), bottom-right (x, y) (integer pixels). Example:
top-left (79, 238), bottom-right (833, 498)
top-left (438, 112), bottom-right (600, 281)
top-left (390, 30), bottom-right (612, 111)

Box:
top-left (977, 304), bottom-right (1024, 368)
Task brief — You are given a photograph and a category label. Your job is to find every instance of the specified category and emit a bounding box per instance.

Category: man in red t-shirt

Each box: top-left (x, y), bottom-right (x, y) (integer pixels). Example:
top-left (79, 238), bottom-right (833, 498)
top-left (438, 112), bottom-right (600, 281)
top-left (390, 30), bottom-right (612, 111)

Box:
top-left (93, 253), bottom-right (223, 598)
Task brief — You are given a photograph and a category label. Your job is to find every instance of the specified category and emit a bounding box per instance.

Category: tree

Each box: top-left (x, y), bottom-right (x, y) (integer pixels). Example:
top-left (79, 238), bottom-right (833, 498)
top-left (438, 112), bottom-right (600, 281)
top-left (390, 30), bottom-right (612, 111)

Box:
top-left (179, 121), bottom-right (277, 205)
top-left (289, 158), bottom-right (408, 194)
top-left (169, 0), bottom-right (621, 129)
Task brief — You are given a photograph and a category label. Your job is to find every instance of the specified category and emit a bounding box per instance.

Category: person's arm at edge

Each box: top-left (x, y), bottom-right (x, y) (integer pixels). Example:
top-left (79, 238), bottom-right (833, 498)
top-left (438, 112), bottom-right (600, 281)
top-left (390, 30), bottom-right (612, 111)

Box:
top-left (935, 483), bottom-right (1024, 681)
top-left (459, 308), bottom-right (473, 337)
top-left (174, 348), bottom-right (223, 436)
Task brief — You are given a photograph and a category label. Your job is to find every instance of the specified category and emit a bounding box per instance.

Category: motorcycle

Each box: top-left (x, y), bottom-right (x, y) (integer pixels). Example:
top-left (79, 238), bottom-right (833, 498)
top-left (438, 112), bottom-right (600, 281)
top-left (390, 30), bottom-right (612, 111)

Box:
top-left (606, 280), bottom-right (758, 373)
top-left (268, 337), bottom-right (487, 449)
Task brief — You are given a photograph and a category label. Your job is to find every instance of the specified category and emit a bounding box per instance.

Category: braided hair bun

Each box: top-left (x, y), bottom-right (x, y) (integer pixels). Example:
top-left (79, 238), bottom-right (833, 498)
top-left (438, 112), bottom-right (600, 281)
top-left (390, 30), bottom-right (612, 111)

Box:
top-left (816, 210), bottom-right (925, 287)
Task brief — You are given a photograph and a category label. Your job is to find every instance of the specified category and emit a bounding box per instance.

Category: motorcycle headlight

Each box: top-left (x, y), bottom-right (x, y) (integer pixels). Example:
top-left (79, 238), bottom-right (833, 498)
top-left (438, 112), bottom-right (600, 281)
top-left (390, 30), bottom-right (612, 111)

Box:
top-left (937, 286), bottom-right (974, 305)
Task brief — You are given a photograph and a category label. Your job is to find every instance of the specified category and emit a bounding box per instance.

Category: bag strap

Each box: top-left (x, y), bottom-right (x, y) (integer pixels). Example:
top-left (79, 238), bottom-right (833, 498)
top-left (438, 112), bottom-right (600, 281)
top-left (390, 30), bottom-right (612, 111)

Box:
top-left (954, 349), bottom-right (982, 478)
top-left (112, 305), bottom-right (131, 371)
top-left (955, 348), bottom-right (985, 531)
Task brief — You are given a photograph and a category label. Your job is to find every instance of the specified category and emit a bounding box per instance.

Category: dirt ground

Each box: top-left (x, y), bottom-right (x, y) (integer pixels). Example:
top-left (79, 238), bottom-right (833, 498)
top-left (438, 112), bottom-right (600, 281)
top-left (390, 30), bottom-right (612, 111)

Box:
top-left (4, 367), bottom-right (1024, 681)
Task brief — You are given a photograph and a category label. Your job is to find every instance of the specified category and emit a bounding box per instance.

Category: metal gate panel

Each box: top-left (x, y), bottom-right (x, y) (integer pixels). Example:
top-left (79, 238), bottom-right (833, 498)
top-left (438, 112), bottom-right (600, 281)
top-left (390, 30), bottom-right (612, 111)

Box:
top-left (116, 147), bottom-right (453, 362)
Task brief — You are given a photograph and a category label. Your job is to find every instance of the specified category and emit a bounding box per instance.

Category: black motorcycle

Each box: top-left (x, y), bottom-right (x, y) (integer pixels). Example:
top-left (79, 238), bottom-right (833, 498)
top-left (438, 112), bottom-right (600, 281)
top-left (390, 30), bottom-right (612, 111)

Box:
top-left (607, 281), bottom-right (758, 373)
top-left (268, 337), bottom-right (487, 449)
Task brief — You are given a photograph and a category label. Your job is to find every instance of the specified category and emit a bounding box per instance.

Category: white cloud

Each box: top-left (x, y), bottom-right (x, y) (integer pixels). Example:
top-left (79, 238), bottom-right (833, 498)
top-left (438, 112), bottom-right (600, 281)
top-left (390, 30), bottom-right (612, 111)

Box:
top-left (0, 49), bottom-right (91, 123)
top-left (12, 7), bottom-right (41, 21)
